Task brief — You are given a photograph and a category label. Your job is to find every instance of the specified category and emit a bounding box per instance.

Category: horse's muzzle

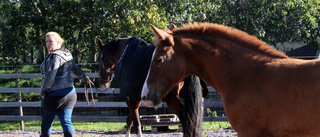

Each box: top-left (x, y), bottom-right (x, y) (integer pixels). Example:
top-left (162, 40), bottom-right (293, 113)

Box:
top-left (141, 91), bottom-right (162, 107)
top-left (99, 82), bottom-right (110, 90)
top-left (141, 82), bottom-right (162, 107)
top-left (141, 97), bottom-right (155, 107)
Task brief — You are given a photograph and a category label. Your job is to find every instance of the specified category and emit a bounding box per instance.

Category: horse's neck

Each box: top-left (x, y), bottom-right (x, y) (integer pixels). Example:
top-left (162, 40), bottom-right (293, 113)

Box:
top-left (185, 38), bottom-right (285, 92)
top-left (115, 39), bottom-right (130, 62)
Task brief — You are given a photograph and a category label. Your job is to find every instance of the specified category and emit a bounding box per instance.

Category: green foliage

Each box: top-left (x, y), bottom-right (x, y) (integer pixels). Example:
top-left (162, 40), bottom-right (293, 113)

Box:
top-left (0, 93), bottom-right (17, 102)
top-left (21, 92), bottom-right (40, 102)
top-left (206, 108), bottom-right (218, 117)
top-left (203, 121), bottom-right (231, 130)
top-left (0, 78), bottom-right (41, 88)
top-left (0, 0), bottom-right (319, 66)
top-left (0, 66), bottom-right (41, 102)
top-left (0, 79), bottom-right (16, 88)
top-left (205, 108), bottom-right (231, 130)
top-left (20, 65), bottom-right (40, 73)
top-left (0, 78), bottom-right (42, 102)
top-left (0, 69), bottom-right (14, 73)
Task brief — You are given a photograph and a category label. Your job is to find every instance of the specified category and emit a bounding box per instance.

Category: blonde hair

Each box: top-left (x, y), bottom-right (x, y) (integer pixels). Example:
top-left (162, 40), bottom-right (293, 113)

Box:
top-left (45, 31), bottom-right (64, 46)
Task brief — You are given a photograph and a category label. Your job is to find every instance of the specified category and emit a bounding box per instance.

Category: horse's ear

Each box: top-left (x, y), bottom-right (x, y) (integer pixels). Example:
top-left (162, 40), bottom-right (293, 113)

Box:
top-left (98, 39), bottom-right (104, 50)
top-left (150, 24), bottom-right (174, 47)
top-left (178, 81), bottom-right (184, 90)
top-left (170, 23), bottom-right (176, 30)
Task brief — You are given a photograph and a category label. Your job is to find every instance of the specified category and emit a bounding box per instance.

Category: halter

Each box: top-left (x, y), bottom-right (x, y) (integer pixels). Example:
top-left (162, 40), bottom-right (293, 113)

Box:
top-left (99, 52), bottom-right (115, 83)
top-left (99, 70), bottom-right (114, 83)
top-left (85, 48), bottom-right (119, 107)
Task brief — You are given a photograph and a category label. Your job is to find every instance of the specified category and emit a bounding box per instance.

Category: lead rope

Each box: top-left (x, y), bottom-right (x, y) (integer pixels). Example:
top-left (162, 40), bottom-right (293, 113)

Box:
top-left (84, 77), bottom-right (114, 107)
top-left (84, 79), bottom-right (96, 107)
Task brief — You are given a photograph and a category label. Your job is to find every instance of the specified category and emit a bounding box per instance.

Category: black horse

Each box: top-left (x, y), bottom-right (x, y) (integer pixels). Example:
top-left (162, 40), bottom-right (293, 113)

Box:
top-left (97, 36), bottom-right (208, 137)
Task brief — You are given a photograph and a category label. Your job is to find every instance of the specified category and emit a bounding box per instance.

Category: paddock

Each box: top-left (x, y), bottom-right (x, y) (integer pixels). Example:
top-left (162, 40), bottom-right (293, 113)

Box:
top-left (0, 72), bottom-right (226, 133)
top-left (0, 128), bottom-right (237, 137)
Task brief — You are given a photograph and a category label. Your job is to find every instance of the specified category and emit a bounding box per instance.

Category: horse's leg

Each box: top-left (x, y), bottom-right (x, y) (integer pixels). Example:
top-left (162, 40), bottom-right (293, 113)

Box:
top-left (135, 101), bottom-right (142, 137)
top-left (165, 90), bottom-right (185, 129)
top-left (166, 76), bottom-right (203, 137)
top-left (165, 89), bottom-right (184, 118)
top-left (165, 81), bottom-right (184, 115)
top-left (164, 82), bottom-right (187, 134)
top-left (126, 101), bottom-right (142, 137)
top-left (125, 101), bottom-right (133, 137)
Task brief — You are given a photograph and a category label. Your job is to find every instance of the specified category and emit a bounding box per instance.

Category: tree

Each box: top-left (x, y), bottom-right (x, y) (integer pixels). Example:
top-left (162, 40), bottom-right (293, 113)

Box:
top-left (197, 0), bottom-right (319, 46)
top-left (0, 0), bottom-right (319, 66)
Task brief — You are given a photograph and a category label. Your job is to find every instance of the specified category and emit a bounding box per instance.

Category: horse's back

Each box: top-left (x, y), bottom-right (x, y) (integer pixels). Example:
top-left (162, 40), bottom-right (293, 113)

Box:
top-left (227, 58), bottom-right (320, 137)
top-left (116, 37), bottom-right (155, 101)
top-left (275, 58), bottom-right (320, 136)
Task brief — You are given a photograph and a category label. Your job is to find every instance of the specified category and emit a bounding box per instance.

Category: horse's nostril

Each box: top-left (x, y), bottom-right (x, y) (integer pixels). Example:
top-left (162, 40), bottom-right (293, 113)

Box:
top-left (141, 95), bottom-right (147, 101)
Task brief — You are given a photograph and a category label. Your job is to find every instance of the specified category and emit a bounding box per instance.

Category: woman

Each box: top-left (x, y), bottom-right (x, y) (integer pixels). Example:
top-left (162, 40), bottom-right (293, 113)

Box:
top-left (40, 31), bottom-right (90, 137)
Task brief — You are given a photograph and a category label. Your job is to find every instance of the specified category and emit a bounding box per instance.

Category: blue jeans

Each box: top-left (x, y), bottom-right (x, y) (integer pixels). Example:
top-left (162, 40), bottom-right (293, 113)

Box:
top-left (41, 107), bottom-right (75, 133)
top-left (41, 87), bottom-right (76, 134)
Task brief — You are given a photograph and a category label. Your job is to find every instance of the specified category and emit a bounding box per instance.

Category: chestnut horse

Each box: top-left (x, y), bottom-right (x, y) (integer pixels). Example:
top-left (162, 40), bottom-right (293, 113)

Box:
top-left (97, 36), bottom-right (208, 137)
top-left (141, 22), bottom-right (320, 137)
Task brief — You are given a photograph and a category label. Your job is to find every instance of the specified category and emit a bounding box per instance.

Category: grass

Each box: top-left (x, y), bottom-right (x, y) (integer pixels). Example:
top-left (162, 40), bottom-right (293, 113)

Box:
top-left (0, 121), bottom-right (231, 131)
top-left (203, 121), bottom-right (231, 130)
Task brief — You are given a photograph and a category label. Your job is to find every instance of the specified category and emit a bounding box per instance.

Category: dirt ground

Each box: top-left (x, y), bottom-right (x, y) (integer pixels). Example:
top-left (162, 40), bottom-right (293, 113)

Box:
top-left (0, 128), bottom-right (237, 137)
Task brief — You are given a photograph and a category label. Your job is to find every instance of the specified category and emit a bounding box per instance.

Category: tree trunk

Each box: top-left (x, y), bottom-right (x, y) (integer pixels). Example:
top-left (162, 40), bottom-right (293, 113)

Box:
top-left (90, 39), bottom-right (97, 72)
top-left (36, 26), bottom-right (44, 64)
top-left (30, 44), bottom-right (34, 64)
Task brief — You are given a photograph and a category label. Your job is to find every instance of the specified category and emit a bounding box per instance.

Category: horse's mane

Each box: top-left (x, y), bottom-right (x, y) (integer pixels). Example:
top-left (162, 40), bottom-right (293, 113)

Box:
top-left (172, 22), bottom-right (288, 58)
top-left (102, 38), bottom-right (119, 54)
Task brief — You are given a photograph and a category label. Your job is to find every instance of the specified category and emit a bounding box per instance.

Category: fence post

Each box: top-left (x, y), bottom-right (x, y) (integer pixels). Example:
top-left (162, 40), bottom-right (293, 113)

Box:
top-left (15, 68), bottom-right (24, 130)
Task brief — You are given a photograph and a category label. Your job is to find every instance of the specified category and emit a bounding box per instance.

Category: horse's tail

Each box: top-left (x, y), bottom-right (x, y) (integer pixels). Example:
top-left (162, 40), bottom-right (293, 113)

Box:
top-left (181, 75), bottom-right (204, 137)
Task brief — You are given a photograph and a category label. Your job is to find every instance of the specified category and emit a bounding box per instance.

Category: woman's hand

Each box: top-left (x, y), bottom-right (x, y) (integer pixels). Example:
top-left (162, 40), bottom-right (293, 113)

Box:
top-left (41, 90), bottom-right (46, 99)
top-left (86, 76), bottom-right (93, 85)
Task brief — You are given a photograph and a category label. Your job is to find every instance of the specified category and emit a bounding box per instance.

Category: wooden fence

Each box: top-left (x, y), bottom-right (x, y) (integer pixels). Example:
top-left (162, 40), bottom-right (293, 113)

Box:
top-left (0, 73), bottom-right (227, 127)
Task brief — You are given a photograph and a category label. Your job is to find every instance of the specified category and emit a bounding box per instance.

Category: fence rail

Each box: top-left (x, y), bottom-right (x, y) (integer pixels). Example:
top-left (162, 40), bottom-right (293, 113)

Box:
top-left (0, 73), bottom-right (227, 123)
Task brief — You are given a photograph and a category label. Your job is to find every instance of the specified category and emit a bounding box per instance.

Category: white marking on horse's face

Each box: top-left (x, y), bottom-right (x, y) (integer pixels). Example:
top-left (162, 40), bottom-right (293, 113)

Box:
top-left (141, 48), bottom-right (157, 107)
top-left (141, 81), bottom-right (149, 99)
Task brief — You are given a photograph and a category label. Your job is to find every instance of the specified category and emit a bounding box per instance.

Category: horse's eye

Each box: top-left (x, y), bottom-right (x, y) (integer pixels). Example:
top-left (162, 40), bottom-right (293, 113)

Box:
top-left (156, 58), bottom-right (163, 63)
